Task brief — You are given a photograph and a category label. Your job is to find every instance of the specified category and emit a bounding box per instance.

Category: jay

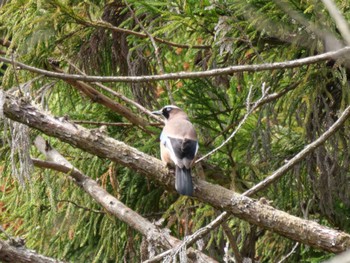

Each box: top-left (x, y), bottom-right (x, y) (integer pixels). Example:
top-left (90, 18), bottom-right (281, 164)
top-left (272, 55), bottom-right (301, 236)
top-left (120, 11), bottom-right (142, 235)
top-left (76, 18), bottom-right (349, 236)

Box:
top-left (152, 105), bottom-right (198, 196)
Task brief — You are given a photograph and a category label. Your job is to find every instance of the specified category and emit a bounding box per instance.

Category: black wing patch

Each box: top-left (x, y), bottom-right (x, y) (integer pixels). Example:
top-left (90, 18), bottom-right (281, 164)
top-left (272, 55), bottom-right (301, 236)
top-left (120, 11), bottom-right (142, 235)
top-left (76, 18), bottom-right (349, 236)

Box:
top-left (168, 137), bottom-right (197, 160)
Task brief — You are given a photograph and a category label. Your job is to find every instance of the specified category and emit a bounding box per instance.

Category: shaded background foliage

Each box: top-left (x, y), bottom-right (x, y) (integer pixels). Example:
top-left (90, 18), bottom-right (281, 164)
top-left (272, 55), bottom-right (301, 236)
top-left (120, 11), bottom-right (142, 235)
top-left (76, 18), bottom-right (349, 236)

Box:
top-left (0, 0), bottom-right (350, 262)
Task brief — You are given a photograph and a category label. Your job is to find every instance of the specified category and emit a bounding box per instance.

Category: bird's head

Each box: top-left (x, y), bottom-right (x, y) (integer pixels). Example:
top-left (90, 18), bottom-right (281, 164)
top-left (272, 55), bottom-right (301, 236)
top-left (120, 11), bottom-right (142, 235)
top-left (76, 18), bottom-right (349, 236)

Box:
top-left (152, 105), bottom-right (182, 120)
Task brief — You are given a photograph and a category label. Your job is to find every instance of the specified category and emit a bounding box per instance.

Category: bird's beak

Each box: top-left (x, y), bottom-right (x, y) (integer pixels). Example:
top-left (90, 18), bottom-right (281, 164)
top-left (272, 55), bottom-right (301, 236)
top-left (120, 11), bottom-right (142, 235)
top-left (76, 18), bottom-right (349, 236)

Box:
top-left (151, 110), bottom-right (162, 115)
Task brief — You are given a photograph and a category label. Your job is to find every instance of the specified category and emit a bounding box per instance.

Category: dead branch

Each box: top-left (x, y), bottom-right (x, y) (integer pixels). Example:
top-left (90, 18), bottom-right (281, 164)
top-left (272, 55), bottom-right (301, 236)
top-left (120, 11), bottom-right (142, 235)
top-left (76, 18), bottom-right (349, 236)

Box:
top-left (144, 211), bottom-right (231, 263)
top-left (62, 58), bottom-right (163, 123)
top-left (243, 102), bottom-right (350, 196)
top-left (222, 222), bottom-right (243, 263)
top-left (0, 238), bottom-right (63, 263)
top-left (321, 0), bottom-right (350, 45)
top-left (31, 136), bottom-right (217, 263)
top-left (1, 47), bottom-right (350, 83)
top-left (3, 92), bottom-right (350, 253)
top-left (50, 65), bottom-right (154, 134)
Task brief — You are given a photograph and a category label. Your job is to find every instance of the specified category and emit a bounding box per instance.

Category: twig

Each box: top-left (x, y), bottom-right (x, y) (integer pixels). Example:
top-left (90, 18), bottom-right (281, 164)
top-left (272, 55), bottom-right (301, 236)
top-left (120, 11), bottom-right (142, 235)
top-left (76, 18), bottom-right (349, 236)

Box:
top-left (196, 83), bottom-right (268, 163)
top-left (144, 211), bottom-right (230, 263)
top-left (243, 102), bottom-right (350, 197)
top-left (55, 199), bottom-right (106, 214)
top-left (1, 47), bottom-right (350, 83)
top-left (72, 120), bottom-right (162, 127)
top-left (94, 83), bottom-right (163, 123)
top-left (10, 54), bottom-right (22, 95)
top-left (222, 222), bottom-right (243, 263)
top-left (205, 82), bottom-right (300, 146)
top-left (321, 0), bottom-right (350, 45)
top-left (49, 64), bottom-right (154, 133)
top-left (277, 242), bottom-right (299, 263)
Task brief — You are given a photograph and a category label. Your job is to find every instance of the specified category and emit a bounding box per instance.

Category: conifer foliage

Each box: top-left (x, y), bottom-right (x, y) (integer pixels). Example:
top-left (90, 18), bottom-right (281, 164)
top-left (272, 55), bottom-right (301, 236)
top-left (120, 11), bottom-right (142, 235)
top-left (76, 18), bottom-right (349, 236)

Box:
top-left (1, 0), bottom-right (350, 262)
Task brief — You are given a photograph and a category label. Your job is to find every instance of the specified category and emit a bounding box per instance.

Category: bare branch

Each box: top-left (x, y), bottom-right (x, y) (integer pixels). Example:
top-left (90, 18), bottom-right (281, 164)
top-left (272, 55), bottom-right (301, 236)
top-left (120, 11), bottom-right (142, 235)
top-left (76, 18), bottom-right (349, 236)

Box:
top-left (321, 0), bottom-right (350, 45)
top-left (277, 242), bottom-right (299, 263)
top-left (94, 83), bottom-right (164, 123)
top-left (196, 84), bottom-right (265, 163)
top-left (243, 103), bottom-right (350, 197)
top-left (144, 211), bottom-right (230, 263)
top-left (62, 58), bottom-right (163, 123)
top-left (31, 139), bottom-right (217, 263)
top-left (222, 222), bottom-right (243, 263)
top-left (0, 238), bottom-right (63, 263)
top-left (55, 199), bottom-right (105, 214)
top-left (49, 64), bottom-right (154, 134)
top-left (3, 92), bottom-right (350, 253)
top-left (72, 120), bottom-right (162, 127)
top-left (1, 47), bottom-right (350, 83)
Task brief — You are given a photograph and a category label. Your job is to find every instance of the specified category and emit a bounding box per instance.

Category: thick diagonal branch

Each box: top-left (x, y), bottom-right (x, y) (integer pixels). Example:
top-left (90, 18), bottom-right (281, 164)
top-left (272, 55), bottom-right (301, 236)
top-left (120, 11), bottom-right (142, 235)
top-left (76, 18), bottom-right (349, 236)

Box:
top-left (31, 136), bottom-right (216, 262)
top-left (0, 238), bottom-right (63, 263)
top-left (3, 92), bottom-right (350, 253)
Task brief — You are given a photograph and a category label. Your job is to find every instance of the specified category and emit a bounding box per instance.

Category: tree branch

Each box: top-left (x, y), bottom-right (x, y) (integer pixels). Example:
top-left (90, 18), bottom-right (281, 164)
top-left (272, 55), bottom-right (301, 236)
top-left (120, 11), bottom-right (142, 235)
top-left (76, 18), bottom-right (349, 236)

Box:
top-left (321, 0), bottom-right (350, 45)
top-left (72, 120), bottom-right (162, 127)
top-left (53, 4), bottom-right (210, 50)
top-left (3, 92), bottom-right (350, 253)
top-left (221, 222), bottom-right (243, 263)
top-left (0, 47), bottom-right (350, 83)
top-left (62, 58), bottom-right (163, 123)
top-left (31, 137), bottom-right (217, 262)
top-left (0, 238), bottom-right (63, 263)
top-left (243, 102), bottom-right (350, 197)
top-left (144, 211), bottom-right (231, 263)
top-left (50, 65), bottom-right (154, 134)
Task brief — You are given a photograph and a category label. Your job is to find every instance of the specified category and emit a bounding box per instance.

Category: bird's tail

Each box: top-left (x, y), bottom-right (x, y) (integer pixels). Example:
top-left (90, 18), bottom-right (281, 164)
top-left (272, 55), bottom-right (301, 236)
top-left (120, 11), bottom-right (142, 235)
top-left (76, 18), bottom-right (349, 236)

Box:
top-left (175, 166), bottom-right (193, 196)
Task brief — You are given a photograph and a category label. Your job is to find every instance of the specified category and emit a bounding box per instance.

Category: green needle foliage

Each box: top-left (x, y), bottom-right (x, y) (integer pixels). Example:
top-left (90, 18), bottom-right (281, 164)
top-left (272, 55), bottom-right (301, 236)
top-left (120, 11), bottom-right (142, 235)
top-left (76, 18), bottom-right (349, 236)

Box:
top-left (1, 0), bottom-right (350, 262)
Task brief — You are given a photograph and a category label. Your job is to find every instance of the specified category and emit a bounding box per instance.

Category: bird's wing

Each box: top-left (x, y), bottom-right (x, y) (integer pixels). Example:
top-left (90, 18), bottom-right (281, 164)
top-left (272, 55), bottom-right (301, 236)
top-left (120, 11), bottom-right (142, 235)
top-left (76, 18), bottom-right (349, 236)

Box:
top-left (160, 131), bottom-right (179, 166)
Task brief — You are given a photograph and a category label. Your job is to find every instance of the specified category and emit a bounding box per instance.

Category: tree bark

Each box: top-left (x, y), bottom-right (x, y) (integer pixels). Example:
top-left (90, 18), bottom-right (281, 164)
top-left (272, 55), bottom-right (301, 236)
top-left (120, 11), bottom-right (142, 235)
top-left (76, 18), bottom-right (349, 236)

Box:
top-left (31, 158), bottom-right (217, 262)
top-left (32, 136), bottom-right (217, 262)
top-left (3, 92), bottom-right (350, 253)
top-left (1, 47), bottom-right (350, 83)
top-left (0, 238), bottom-right (63, 263)
top-left (50, 66), bottom-right (153, 133)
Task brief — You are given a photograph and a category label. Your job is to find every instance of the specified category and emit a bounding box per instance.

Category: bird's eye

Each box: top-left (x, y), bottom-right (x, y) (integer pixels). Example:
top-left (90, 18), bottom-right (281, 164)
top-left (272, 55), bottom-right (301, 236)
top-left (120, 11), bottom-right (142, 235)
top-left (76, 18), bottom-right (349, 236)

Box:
top-left (166, 107), bottom-right (172, 112)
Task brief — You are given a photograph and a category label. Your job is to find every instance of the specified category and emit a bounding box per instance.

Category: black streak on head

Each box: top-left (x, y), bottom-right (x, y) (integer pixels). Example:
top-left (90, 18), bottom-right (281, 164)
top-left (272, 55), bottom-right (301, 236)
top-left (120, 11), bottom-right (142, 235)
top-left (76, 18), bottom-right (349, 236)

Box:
top-left (162, 107), bottom-right (172, 119)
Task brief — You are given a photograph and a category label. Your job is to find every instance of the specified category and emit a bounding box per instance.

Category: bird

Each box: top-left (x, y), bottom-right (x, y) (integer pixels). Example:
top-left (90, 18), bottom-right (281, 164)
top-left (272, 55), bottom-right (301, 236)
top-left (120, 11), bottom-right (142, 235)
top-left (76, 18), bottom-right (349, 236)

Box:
top-left (152, 105), bottom-right (198, 196)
